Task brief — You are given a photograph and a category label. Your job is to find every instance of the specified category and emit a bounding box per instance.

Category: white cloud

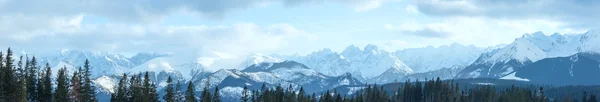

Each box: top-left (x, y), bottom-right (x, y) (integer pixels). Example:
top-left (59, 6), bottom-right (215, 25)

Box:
top-left (413, 0), bottom-right (600, 29)
top-left (386, 17), bottom-right (586, 47)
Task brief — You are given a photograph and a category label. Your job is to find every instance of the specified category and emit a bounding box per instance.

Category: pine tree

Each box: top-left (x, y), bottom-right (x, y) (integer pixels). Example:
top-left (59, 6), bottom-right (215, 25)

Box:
top-left (201, 78), bottom-right (212, 102)
top-left (213, 86), bottom-right (221, 102)
top-left (186, 81), bottom-right (197, 102)
top-left (80, 59), bottom-right (98, 102)
top-left (115, 73), bottom-right (130, 102)
top-left (54, 66), bottom-right (70, 102)
top-left (16, 56), bottom-right (27, 102)
top-left (589, 94), bottom-right (598, 102)
top-left (241, 86), bottom-right (250, 102)
top-left (142, 71), bottom-right (159, 102)
top-left (69, 69), bottom-right (82, 101)
top-left (164, 76), bottom-right (176, 102)
top-left (298, 87), bottom-right (307, 102)
top-left (26, 56), bottom-right (39, 101)
top-left (130, 74), bottom-right (143, 102)
top-left (0, 48), bottom-right (19, 101)
top-left (149, 82), bottom-right (159, 102)
top-left (38, 63), bottom-right (53, 102)
top-left (584, 92), bottom-right (589, 102)
top-left (176, 80), bottom-right (184, 102)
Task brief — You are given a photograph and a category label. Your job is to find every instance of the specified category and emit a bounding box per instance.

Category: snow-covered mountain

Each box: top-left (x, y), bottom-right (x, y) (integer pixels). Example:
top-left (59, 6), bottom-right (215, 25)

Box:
top-left (38, 49), bottom-right (167, 78)
top-left (457, 29), bottom-right (600, 79)
top-left (508, 52), bottom-right (600, 85)
top-left (395, 43), bottom-right (484, 73)
top-left (240, 44), bottom-right (485, 84)
top-left (192, 61), bottom-right (363, 94)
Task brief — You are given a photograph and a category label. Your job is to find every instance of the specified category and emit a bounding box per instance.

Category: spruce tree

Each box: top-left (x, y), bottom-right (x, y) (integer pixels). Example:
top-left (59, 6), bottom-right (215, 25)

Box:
top-left (201, 78), bottom-right (212, 102)
top-left (80, 59), bottom-right (97, 102)
top-left (38, 63), bottom-right (53, 102)
top-left (0, 49), bottom-right (19, 101)
top-left (164, 76), bottom-right (176, 102)
top-left (241, 86), bottom-right (250, 102)
top-left (176, 80), bottom-right (184, 102)
top-left (69, 70), bottom-right (82, 101)
top-left (26, 56), bottom-right (39, 101)
top-left (54, 66), bottom-right (70, 102)
top-left (186, 82), bottom-right (197, 102)
top-left (212, 86), bottom-right (221, 102)
top-left (16, 56), bottom-right (27, 102)
top-left (142, 72), bottom-right (154, 102)
top-left (116, 73), bottom-right (129, 102)
top-left (590, 94), bottom-right (598, 102)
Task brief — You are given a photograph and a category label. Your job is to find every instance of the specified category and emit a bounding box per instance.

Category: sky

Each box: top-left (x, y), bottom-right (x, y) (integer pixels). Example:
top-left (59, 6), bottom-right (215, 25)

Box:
top-left (1, 0), bottom-right (599, 70)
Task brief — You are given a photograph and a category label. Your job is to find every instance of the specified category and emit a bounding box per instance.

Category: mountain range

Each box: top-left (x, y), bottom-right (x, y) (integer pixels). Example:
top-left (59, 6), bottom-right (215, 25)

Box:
top-left (20, 29), bottom-right (600, 100)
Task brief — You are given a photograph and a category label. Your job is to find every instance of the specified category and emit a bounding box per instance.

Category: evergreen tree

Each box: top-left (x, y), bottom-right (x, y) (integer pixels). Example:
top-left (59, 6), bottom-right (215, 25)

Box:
top-left (115, 73), bottom-right (130, 102)
top-left (54, 66), bottom-right (70, 102)
top-left (589, 94), bottom-right (598, 102)
top-left (142, 71), bottom-right (154, 102)
top-left (80, 59), bottom-right (98, 102)
top-left (16, 56), bottom-right (27, 102)
top-left (38, 63), bottom-right (53, 102)
top-left (26, 56), bottom-right (39, 101)
top-left (164, 76), bottom-right (176, 102)
top-left (70, 69), bottom-right (82, 101)
top-left (298, 87), bottom-right (307, 102)
top-left (0, 49), bottom-right (19, 101)
top-left (212, 86), bottom-right (221, 102)
top-left (186, 82), bottom-right (197, 102)
top-left (201, 78), bottom-right (212, 102)
top-left (176, 80), bottom-right (184, 102)
top-left (584, 92), bottom-right (589, 102)
top-left (241, 86), bottom-right (250, 102)
top-left (130, 74), bottom-right (143, 102)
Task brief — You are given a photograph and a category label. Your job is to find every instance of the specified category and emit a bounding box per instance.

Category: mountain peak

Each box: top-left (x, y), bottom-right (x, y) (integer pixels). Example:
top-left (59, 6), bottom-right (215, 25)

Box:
top-left (364, 44), bottom-right (379, 51)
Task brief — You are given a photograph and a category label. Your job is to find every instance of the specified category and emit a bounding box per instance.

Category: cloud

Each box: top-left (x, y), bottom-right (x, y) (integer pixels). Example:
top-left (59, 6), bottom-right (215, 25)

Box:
top-left (282, 0), bottom-right (387, 11)
top-left (385, 22), bottom-right (452, 38)
top-left (385, 17), bottom-right (586, 47)
top-left (413, 0), bottom-right (600, 28)
top-left (0, 14), bottom-right (314, 69)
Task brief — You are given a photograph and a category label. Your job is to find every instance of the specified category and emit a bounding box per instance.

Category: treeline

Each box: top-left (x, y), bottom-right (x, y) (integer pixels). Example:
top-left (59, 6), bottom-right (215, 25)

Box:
top-left (0, 48), bottom-right (97, 102)
top-left (240, 78), bottom-right (599, 102)
top-left (109, 72), bottom-right (223, 102)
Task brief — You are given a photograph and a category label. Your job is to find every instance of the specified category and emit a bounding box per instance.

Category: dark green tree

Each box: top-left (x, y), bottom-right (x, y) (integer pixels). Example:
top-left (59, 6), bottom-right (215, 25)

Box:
top-left (38, 63), bottom-right (53, 102)
top-left (0, 49), bottom-right (19, 102)
top-left (201, 78), bottom-right (212, 102)
top-left (26, 56), bottom-right (39, 101)
top-left (70, 69), bottom-right (82, 101)
top-left (186, 81), bottom-right (197, 102)
top-left (54, 66), bottom-right (70, 102)
top-left (212, 86), bottom-right (221, 102)
top-left (164, 76), bottom-right (176, 102)
top-left (80, 59), bottom-right (98, 102)
top-left (241, 86), bottom-right (250, 102)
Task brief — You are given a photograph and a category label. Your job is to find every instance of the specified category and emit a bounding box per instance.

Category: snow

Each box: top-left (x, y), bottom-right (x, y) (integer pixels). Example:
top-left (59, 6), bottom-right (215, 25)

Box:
top-left (395, 43), bottom-right (484, 73)
top-left (500, 72), bottom-right (530, 81)
top-left (474, 83), bottom-right (495, 85)
top-left (93, 76), bottom-right (117, 93)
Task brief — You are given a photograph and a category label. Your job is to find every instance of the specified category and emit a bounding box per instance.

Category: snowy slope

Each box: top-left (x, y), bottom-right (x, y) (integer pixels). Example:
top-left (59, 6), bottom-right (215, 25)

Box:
top-left (395, 43), bottom-right (484, 73)
top-left (457, 29), bottom-right (600, 79)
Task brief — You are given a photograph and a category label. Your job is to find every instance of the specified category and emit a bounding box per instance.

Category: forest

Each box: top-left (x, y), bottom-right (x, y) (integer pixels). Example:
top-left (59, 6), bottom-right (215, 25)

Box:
top-left (0, 48), bottom-right (598, 102)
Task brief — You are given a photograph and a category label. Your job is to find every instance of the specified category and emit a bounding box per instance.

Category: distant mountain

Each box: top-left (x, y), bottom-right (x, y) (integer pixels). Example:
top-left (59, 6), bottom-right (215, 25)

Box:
top-left (241, 44), bottom-right (485, 84)
top-left (395, 43), bottom-right (484, 73)
top-left (193, 61), bottom-right (363, 93)
top-left (457, 29), bottom-right (600, 79)
top-left (508, 52), bottom-right (600, 85)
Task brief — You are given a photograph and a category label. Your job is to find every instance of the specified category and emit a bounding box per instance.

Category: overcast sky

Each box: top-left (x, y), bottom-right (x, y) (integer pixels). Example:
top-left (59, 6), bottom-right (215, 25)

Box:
top-left (1, 0), bottom-right (598, 69)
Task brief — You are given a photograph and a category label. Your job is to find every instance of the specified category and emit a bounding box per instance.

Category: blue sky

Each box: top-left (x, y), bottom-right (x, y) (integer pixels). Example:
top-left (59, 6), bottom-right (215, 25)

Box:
top-left (0, 0), bottom-right (598, 69)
